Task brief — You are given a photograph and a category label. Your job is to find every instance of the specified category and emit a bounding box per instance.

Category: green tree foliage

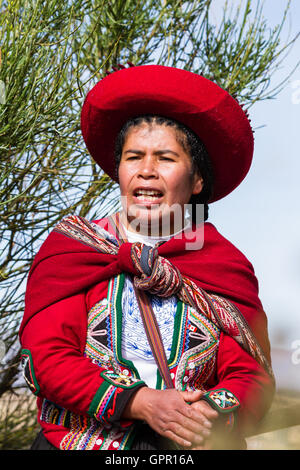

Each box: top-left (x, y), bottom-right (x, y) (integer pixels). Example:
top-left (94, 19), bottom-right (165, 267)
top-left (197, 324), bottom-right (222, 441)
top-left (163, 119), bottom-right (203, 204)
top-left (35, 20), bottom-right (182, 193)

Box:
top-left (0, 0), bottom-right (298, 449)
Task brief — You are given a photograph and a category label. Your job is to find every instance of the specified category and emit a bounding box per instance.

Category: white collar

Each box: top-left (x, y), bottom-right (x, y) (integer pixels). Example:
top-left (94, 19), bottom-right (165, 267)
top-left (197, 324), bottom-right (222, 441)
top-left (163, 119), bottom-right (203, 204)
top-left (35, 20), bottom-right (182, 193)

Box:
top-left (121, 221), bottom-right (192, 247)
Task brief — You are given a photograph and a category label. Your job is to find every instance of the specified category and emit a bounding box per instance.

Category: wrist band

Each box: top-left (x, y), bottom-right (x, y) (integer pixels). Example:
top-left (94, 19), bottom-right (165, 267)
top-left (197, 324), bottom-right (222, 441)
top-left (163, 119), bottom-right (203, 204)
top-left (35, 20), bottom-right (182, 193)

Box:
top-left (202, 388), bottom-right (240, 413)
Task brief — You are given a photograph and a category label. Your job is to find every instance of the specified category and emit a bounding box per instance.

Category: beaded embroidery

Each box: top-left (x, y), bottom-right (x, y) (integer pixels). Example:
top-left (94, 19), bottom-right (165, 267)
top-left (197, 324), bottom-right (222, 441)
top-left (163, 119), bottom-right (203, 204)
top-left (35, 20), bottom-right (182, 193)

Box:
top-left (202, 389), bottom-right (240, 413)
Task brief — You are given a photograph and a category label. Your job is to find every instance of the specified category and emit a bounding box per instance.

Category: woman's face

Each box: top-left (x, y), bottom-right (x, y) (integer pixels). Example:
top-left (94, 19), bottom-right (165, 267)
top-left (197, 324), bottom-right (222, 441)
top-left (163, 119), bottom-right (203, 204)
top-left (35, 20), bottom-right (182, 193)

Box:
top-left (118, 123), bottom-right (203, 235)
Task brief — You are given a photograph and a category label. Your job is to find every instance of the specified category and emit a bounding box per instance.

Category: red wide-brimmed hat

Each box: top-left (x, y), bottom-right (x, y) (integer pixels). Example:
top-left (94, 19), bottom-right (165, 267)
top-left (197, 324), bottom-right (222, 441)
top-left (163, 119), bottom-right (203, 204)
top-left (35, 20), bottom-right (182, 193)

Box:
top-left (81, 65), bottom-right (254, 202)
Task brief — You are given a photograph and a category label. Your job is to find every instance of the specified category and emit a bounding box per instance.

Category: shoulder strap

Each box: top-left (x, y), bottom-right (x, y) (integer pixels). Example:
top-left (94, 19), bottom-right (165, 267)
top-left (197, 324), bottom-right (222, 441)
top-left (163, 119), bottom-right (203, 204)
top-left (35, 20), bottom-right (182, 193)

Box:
top-left (108, 213), bottom-right (174, 389)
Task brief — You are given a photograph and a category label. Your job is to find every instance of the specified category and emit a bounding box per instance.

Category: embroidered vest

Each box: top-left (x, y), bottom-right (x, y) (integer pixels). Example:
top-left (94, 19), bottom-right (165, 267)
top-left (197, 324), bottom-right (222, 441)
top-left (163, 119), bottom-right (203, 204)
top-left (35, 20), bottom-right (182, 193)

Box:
top-left (39, 274), bottom-right (221, 450)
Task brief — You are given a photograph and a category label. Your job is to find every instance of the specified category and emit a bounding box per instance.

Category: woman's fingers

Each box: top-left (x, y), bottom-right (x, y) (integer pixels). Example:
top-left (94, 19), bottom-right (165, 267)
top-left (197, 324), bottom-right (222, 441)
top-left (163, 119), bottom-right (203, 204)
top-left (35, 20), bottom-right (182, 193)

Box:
top-left (177, 411), bottom-right (212, 435)
top-left (163, 422), bottom-right (205, 449)
top-left (179, 389), bottom-right (204, 403)
top-left (163, 429), bottom-right (193, 449)
top-left (179, 389), bottom-right (218, 425)
top-left (190, 400), bottom-right (219, 422)
top-left (160, 409), bottom-right (212, 448)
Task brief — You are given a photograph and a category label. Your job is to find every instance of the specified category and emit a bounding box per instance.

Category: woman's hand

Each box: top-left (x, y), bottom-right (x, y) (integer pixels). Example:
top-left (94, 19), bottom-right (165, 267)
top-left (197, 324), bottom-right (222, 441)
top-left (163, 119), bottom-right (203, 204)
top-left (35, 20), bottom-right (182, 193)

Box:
top-left (188, 399), bottom-right (219, 449)
top-left (122, 387), bottom-right (218, 448)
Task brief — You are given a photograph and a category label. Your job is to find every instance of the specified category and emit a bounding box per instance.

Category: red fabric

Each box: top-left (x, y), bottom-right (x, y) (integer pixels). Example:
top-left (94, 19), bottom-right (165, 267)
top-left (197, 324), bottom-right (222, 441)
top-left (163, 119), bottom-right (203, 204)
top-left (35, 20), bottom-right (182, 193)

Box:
top-left (80, 65), bottom-right (254, 202)
top-left (19, 218), bottom-right (274, 446)
top-left (19, 220), bottom-right (271, 363)
top-left (22, 293), bottom-right (103, 416)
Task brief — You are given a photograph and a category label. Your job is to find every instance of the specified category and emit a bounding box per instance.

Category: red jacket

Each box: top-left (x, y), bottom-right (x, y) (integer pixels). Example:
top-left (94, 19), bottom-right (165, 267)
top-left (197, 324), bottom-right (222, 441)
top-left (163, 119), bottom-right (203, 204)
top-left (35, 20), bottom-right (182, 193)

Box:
top-left (19, 217), bottom-right (275, 449)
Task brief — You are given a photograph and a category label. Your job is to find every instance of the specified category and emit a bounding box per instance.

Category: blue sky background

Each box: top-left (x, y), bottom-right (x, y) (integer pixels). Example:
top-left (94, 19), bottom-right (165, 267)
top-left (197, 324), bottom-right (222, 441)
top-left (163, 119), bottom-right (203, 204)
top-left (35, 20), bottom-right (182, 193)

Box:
top-left (208, 0), bottom-right (300, 389)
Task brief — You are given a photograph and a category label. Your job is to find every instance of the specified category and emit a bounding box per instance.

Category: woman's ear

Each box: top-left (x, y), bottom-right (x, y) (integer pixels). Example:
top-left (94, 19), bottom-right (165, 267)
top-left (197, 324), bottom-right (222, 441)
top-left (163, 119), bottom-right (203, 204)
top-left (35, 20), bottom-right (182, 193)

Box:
top-left (192, 173), bottom-right (204, 195)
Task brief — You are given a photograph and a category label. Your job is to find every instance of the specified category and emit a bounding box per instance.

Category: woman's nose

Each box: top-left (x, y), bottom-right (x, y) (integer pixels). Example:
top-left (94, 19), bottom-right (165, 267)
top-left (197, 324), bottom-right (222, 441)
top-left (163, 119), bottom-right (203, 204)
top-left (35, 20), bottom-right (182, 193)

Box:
top-left (138, 155), bottom-right (158, 178)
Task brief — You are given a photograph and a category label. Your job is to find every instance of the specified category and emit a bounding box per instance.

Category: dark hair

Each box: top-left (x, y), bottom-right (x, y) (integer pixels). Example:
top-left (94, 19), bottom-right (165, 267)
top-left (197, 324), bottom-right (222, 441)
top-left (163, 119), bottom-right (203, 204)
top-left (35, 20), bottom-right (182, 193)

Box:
top-left (114, 115), bottom-right (214, 221)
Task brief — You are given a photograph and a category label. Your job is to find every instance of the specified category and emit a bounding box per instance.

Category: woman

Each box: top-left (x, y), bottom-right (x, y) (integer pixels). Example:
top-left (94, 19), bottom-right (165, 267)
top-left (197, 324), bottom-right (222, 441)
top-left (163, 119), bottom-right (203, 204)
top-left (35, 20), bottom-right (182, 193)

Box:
top-left (19, 65), bottom-right (275, 450)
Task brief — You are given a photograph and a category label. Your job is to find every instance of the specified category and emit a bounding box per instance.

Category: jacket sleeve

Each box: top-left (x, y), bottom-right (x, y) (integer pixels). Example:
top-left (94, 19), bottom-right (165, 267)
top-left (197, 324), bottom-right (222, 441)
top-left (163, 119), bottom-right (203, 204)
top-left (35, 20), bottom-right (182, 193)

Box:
top-left (19, 292), bottom-right (146, 427)
top-left (204, 332), bottom-right (275, 434)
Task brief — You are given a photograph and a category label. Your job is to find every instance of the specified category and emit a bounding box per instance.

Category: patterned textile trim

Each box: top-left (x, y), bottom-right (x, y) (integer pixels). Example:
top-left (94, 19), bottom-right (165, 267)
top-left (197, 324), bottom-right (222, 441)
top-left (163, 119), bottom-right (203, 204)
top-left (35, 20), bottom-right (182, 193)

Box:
top-left (40, 393), bottom-right (138, 450)
top-left (180, 280), bottom-right (274, 379)
top-left (84, 297), bottom-right (119, 370)
top-left (54, 215), bottom-right (119, 254)
top-left (60, 414), bottom-right (102, 450)
top-left (59, 413), bottom-right (135, 450)
top-left (167, 301), bottom-right (187, 371)
top-left (202, 389), bottom-right (240, 413)
top-left (59, 414), bottom-right (137, 450)
top-left (210, 295), bottom-right (257, 355)
top-left (86, 371), bottom-right (145, 429)
top-left (225, 412), bottom-right (235, 430)
top-left (20, 349), bottom-right (40, 396)
top-left (40, 399), bottom-right (71, 428)
top-left (174, 303), bottom-right (220, 392)
top-left (100, 370), bottom-right (145, 389)
top-left (88, 375), bottom-right (145, 426)
top-left (84, 282), bottom-right (140, 378)
top-left (112, 274), bottom-right (145, 379)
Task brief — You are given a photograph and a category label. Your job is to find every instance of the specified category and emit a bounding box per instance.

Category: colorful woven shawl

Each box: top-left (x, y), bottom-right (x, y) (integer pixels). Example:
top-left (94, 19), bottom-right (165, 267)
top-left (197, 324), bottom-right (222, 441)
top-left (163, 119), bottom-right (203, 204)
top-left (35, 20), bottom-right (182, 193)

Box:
top-left (20, 213), bottom-right (274, 379)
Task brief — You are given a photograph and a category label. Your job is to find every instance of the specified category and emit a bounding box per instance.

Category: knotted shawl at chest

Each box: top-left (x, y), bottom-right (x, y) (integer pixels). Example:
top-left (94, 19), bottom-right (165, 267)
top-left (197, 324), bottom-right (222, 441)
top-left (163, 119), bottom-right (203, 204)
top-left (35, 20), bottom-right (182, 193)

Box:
top-left (19, 214), bottom-right (274, 378)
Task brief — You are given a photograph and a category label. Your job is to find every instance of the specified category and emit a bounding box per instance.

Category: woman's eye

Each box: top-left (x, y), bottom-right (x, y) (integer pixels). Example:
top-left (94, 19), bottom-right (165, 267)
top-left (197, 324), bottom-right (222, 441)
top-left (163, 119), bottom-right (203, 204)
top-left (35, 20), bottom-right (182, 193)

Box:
top-left (160, 156), bottom-right (174, 161)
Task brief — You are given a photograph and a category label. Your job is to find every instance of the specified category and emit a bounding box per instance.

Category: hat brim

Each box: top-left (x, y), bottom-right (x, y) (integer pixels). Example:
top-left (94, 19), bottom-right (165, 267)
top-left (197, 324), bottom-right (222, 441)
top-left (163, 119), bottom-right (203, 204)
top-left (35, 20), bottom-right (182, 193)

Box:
top-left (81, 65), bottom-right (254, 203)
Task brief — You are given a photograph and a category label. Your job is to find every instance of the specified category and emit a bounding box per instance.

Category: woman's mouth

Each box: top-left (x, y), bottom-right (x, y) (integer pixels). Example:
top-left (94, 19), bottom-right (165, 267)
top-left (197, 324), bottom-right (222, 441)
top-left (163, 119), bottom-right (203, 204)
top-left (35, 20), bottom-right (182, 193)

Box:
top-left (133, 188), bottom-right (163, 204)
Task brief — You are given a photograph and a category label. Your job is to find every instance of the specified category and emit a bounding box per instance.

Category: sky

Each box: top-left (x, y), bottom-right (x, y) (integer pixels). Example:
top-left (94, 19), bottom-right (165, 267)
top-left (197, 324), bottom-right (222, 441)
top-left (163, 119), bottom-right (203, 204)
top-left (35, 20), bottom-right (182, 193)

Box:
top-left (208, 0), bottom-right (300, 389)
